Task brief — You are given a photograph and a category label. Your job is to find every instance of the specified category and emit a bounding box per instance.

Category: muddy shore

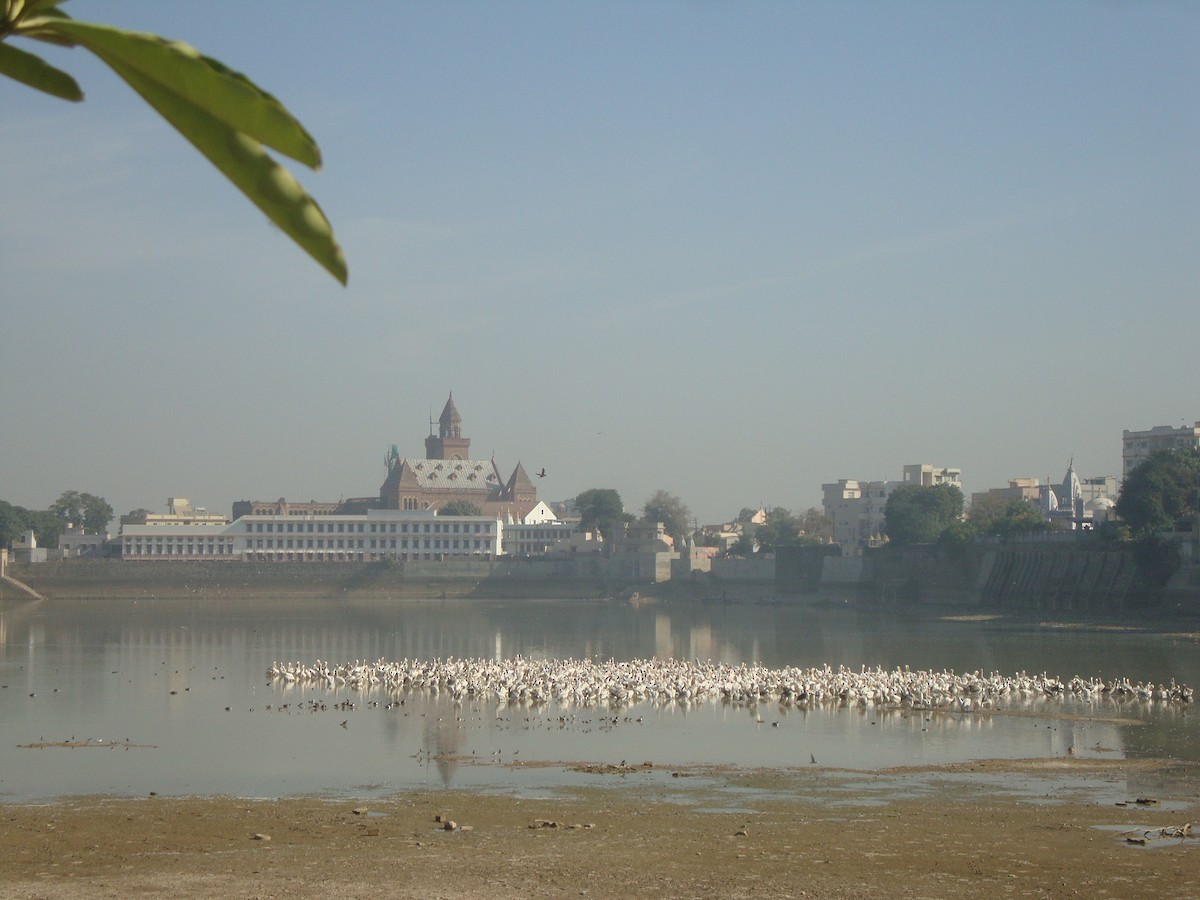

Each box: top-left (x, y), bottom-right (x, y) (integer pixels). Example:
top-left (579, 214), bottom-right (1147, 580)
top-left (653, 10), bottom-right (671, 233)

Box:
top-left (3, 758), bottom-right (1196, 899)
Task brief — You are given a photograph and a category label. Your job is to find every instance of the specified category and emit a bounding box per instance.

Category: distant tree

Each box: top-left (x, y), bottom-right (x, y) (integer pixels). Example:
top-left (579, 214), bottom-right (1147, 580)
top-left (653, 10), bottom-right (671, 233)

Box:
top-left (0, 500), bottom-right (27, 548)
top-left (752, 507), bottom-right (802, 555)
top-left (50, 490), bottom-right (113, 534)
top-left (735, 507), bottom-right (760, 524)
top-left (796, 507), bottom-right (833, 543)
top-left (641, 490), bottom-right (692, 547)
top-left (1115, 448), bottom-right (1200, 539)
top-left (884, 483), bottom-right (964, 546)
top-left (26, 509), bottom-right (65, 548)
top-left (729, 531), bottom-right (756, 557)
top-left (574, 489), bottom-right (632, 544)
top-left (121, 508), bottom-right (152, 526)
top-left (438, 500), bottom-right (482, 517)
top-left (967, 496), bottom-right (1046, 539)
top-left (991, 499), bottom-right (1047, 538)
top-left (965, 494), bottom-right (1006, 533)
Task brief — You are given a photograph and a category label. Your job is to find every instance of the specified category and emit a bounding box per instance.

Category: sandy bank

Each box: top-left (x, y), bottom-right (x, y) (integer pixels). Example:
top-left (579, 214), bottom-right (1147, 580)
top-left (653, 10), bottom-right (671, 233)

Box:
top-left (3, 759), bottom-right (1197, 899)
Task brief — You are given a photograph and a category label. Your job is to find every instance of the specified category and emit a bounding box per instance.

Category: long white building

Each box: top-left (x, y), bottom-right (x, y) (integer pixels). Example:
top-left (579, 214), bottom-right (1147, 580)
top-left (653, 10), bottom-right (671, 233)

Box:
top-left (121, 509), bottom-right (502, 562)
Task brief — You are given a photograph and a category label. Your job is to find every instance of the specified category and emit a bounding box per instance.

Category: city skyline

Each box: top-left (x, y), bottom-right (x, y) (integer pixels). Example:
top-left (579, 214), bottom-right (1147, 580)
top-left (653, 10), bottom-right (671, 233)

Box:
top-left (3, 2), bottom-right (1197, 525)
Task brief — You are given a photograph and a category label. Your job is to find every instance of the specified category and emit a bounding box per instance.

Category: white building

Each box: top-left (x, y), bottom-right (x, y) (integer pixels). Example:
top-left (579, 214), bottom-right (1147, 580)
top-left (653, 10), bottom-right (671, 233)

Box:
top-left (1122, 421), bottom-right (1200, 478)
top-left (501, 522), bottom-right (580, 556)
top-left (121, 498), bottom-right (228, 528)
top-left (499, 502), bottom-right (581, 555)
top-left (121, 509), bottom-right (502, 562)
top-left (57, 524), bottom-right (108, 558)
top-left (822, 464), bottom-right (962, 556)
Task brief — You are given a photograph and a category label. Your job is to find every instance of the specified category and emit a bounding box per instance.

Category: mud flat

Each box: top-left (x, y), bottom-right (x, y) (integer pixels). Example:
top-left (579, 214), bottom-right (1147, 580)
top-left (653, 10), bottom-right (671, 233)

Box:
top-left (2, 759), bottom-right (1196, 899)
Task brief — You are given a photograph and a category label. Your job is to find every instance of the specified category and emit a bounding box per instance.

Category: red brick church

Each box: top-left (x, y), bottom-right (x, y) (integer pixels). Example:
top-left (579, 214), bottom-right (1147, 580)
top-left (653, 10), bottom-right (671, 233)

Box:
top-left (378, 394), bottom-right (538, 519)
top-left (233, 394), bottom-right (538, 521)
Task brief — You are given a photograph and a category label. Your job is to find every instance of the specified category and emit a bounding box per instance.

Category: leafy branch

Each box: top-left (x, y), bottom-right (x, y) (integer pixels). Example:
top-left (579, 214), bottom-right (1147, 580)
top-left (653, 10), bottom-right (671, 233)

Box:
top-left (1, 0), bottom-right (347, 284)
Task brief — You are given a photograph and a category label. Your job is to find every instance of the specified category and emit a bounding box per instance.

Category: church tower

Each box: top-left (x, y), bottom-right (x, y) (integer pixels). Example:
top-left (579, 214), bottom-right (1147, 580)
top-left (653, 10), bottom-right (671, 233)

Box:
top-left (425, 393), bottom-right (471, 460)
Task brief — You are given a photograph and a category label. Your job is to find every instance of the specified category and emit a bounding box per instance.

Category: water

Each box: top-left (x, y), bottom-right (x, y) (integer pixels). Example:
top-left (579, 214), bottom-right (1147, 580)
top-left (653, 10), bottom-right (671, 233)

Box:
top-left (1, 597), bottom-right (1196, 803)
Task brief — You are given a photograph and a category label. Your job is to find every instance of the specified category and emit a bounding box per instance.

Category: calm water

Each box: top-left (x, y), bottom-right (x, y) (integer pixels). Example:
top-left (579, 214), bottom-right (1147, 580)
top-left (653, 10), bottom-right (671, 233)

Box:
top-left (1, 597), bottom-right (1196, 803)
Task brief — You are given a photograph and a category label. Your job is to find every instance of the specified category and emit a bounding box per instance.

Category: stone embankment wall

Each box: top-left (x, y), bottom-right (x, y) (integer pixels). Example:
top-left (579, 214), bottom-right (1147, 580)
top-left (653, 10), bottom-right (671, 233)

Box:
top-left (978, 545), bottom-right (1142, 611)
top-left (775, 540), bottom-right (1189, 612)
top-left (3, 554), bottom-right (677, 601)
top-left (842, 543), bottom-right (1156, 611)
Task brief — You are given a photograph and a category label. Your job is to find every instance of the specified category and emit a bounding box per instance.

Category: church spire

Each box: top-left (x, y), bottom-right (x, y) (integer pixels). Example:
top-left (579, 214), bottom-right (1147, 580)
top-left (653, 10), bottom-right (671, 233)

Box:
top-left (426, 392), bottom-right (470, 460)
top-left (439, 392), bottom-right (462, 439)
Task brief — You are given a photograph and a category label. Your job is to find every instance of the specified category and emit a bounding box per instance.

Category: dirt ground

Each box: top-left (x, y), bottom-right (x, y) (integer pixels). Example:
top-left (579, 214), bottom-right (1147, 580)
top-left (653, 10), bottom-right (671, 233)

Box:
top-left (2, 758), bottom-right (1196, 899)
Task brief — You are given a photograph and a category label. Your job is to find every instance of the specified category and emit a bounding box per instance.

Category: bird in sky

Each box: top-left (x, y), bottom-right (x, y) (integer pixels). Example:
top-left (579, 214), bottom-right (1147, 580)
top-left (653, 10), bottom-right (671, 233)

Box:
top-left (536, 468), bottom-right (546, 478)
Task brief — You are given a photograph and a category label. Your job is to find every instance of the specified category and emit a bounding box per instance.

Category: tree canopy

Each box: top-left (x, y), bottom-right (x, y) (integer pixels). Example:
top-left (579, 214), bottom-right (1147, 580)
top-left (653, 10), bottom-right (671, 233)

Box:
top-left (50, 490), bottom-right (113, 534)
top-left (641, 490), bottom-right (691, 546)
top-left (574, 489), bottom-right (632, 544)
top-left (1115, 447), bottom-right (1200, 539)
top-left (752, 507), bottom-right (802, 555)
top-left (795, 507), bottom-right (834, 543)
top-left (966, 495), bottom-right (1047, 539)
top-left (0, 498), bottom-right (68, 548)
top-left (438, 500), bottom-right (482, 517)
top-left (1, 0), bottom-right (345, 283)
top-left (884, 483), bottom-right (964, 546)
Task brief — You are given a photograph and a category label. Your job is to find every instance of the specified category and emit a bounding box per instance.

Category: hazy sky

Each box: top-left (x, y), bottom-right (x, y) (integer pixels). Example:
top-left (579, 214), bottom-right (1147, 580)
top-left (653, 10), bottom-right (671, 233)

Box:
top-left (2, 2), bottom-right (1197, 526)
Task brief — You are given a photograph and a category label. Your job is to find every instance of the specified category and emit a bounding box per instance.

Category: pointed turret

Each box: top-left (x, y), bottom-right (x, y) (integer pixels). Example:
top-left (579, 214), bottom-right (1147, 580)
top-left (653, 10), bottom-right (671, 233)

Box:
top-left (426, 392), bottom-right (471, 460)
top-left (439, 392), bottom-right (462, 439)
top-left (504, 461), bottom-right (537, 502)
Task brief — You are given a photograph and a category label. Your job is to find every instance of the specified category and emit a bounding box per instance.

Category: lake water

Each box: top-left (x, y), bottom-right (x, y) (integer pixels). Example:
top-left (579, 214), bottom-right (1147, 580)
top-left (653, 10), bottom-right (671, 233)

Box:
top-left (1, 597), bottom-right (1196, 803)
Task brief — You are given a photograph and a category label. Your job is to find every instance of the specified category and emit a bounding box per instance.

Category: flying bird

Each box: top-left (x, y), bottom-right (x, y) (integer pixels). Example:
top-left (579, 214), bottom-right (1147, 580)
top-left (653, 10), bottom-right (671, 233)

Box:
top-left (536, 468), bottom-right (546, 478)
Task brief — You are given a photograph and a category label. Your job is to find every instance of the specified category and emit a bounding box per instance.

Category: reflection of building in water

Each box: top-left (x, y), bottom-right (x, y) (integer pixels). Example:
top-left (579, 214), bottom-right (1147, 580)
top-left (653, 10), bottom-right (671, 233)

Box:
top-left (655, 613), bottom-right (672, 659)
top-left (688, 622), bottom-right (714, 662)
top-left (424, 711), bottom-right (463, 785)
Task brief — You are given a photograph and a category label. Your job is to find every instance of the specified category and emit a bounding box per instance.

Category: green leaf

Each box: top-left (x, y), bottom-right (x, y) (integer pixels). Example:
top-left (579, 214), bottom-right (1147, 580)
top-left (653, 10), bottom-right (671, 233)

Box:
top-left (100, 55), bottom-right (347, 284)
top-left (32, 17), bottom-right (322, 168)
top-left (0, 39), bottom-right (82, 99)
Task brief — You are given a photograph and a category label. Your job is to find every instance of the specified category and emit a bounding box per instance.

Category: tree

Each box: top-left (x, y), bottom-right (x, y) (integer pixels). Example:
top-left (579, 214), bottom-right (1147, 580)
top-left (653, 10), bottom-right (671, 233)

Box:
top-left (967, 495), bottom-right (1047, 539)
top-left (884, 483), bottom-right (964, 546)
top-left (1, 0), bottom-right (345, 283)
top-left (50, 490), bottom-right (113, 533)
top-left (0, 499), bottom-right (26, 548)
top-left (729, 531), bottom-right (756, 557)
top-left (1116, 447), bottom-right (1200, 539)
top-left (752, 507), bottom-right (802, 555)
top-left (574, 489), bottom-right (632, 544)
top-left (641, 490), bottom-right (691, 547)
top-left (25, 508), bottom-right (64, 548)
top-left (438, 500), bottom-right (482, 517)
top-left (796, 507), bottom-right (833, 543)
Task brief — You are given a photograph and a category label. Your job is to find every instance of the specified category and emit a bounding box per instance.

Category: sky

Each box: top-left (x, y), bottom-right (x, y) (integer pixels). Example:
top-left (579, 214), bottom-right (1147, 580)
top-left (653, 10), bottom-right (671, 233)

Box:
top-left (2, 1), bottom-right (1197, 527)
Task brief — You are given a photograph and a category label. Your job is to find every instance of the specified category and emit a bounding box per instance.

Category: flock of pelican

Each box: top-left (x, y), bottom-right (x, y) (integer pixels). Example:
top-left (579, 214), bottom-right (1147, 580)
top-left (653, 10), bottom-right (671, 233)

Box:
top-left (268, 657), bottom-right (1194, 711)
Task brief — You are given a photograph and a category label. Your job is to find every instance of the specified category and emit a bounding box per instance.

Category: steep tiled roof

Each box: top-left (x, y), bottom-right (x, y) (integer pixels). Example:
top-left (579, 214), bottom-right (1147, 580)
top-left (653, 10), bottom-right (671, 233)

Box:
top-left (399, 458), bottom-right (502, 490)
